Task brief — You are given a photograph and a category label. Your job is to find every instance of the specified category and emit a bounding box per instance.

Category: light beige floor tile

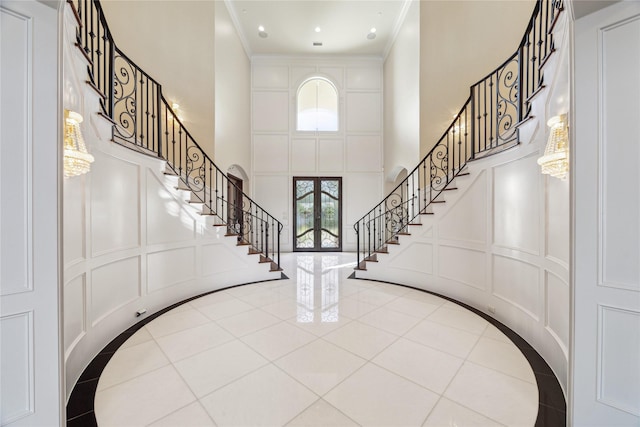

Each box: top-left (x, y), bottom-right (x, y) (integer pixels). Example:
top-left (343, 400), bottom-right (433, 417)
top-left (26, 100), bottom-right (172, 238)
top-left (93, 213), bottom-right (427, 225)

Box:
top-left (359, 305), bottom-right (422, 336)
top-left (287, 313), bottom-right (353, 337)
top-left (149, 401), bottom-right (217, 427)
top-left (324, 363), bottom-right (439, 427)
top-left (97, 340), bottom-right (170, 391)
top-left (352, 288), bottom-right (398, 306)
top-left (423, 398), bottom-right (504, 427)
top-left (286, 399), bottom-right (359, 427)
top-left (200, 364), bottom-right (317, 427)
top-left (323, 320), bottom-right (398, 359)
top-left (174, 340), bottom-right (268, 397)
top-left (195, 297), bottom-right (254, 321)
top-left (373, 338), bottom-right (464, 394)
top-left (188, 291), bottom-right (237, 309)
top-left (467, 337), bottom-right (536, 383)
top-left (216, 308), bottom-right (281, 337)
top-left (405, 319), bottom-right (481, 358)
top-left (373, 282), bottom-right (413, 296)
top-left (145, 308), bottom-right (211, 339)
top-left (260, 297), bottom-right (300, 320)
top-left (276, 339), bottom-right (366, 395)
top-left (386, 296), bottom-right (441, 318)
top-left (155, 322), bottom-right (235, 362)
top-left (95, 365), bottom-right (196, 427)
top-left (402, 289), bottom-right (448, 307)
top-left (241, 321), bottom-right (317, 360)
top-left (427, 306), bottom-right (488, 335)
top-left (334, 296), bottom-right (379, 319)
top-left (444, 362), bottom-right (538, 426)
top-left (238, 289), bottom-right (285, 307)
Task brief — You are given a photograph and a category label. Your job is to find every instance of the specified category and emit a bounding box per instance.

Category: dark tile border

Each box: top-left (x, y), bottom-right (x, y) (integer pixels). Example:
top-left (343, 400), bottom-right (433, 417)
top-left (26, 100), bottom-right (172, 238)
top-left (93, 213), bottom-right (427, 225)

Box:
top-left (348, 272), bottom-right (567, 426)
top-left (66, 274), bottom-right (287, 425)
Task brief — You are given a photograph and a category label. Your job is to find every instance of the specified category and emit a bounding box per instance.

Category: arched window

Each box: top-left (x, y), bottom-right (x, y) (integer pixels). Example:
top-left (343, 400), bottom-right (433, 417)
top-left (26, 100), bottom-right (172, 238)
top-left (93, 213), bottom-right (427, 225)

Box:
top-left (296, 77), bottom-right (338, 131)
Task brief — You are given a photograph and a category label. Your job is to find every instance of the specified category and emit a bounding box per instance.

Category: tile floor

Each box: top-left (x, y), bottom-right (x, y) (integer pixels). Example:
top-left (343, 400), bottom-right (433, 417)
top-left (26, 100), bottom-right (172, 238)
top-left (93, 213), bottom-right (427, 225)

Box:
top-left (91, 253), bottom-right (543, 426)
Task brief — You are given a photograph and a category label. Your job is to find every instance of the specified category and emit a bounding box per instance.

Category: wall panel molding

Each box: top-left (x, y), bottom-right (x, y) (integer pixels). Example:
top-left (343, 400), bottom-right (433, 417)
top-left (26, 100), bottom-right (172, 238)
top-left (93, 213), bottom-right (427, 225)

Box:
top-left (597, 304), bottom-right (640, 415)
top-left (0, 311), bottom-right (34, 425)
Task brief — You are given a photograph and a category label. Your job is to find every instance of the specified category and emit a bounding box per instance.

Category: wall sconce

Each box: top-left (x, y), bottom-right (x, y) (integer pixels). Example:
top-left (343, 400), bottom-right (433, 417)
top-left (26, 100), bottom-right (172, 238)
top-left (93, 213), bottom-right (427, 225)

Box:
top-left (64, 110), bottom-right (94, 177)
top-left (537, 114), bottom-right (569, 180)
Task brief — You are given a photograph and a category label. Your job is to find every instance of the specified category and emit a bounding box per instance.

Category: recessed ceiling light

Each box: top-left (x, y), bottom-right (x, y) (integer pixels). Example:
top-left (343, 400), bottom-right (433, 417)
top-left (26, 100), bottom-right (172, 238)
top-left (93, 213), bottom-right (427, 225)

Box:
top-left (370, 27), bottom-right (377, 33)
top-left (258, 25), bottom-right (265, 32)
top-left (315, 26), bottom-right (321, 33)
top-left (172, 103), bottom-right (179, 110)
top-left (313, 42), bottom-right (323, 47)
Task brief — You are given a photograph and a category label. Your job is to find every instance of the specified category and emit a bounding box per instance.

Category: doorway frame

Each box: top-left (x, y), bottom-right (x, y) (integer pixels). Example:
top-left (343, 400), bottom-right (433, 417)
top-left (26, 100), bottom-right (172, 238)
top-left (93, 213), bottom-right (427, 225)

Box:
top-left (292, 176), bottom-right (342, 252)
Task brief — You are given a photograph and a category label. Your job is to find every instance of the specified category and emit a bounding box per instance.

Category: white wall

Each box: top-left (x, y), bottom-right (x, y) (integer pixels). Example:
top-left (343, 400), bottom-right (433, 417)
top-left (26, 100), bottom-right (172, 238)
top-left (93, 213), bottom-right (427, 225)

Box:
top-left (359, 10), bottom-right (571, 394)
top-left (419, 0), bottom-right (535, 157)
top-left (572, 1), bottom-right (640, 423)
top-left (383, 0), bottom-right (420, 195)
top-left (62, 9), bottom-right (278, 399)
top-left (251, 57), bottom-right (384, 252)
top-left (214, 2), bottom-right (251, 185)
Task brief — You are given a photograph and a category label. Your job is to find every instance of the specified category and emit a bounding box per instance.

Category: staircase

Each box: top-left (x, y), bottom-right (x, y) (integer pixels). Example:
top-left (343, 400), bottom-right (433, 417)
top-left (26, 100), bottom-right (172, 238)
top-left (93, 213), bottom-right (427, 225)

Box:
top-left (354, 0), bottom-right (564, 272)
top-left (67, 0), bottom-right (282, 272)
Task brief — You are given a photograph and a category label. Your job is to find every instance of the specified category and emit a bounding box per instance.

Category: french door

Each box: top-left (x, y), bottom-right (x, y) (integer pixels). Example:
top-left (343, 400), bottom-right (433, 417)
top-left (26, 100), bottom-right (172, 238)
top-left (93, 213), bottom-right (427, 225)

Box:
top-left (293, 177), bottom-right (342, 251)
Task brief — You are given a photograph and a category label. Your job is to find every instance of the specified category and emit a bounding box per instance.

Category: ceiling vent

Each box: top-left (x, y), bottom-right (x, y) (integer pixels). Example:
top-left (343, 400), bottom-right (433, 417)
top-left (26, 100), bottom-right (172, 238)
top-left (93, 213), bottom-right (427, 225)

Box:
top-left (313, 42), bottom-right (323, 47)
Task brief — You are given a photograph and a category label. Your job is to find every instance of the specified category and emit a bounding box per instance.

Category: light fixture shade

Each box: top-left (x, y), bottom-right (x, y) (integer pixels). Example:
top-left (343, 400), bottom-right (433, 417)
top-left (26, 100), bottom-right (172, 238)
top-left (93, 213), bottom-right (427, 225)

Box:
top-left (537, 114), bottom-right (569, 179)
top-left (64, 110), bottom-right (94, 177)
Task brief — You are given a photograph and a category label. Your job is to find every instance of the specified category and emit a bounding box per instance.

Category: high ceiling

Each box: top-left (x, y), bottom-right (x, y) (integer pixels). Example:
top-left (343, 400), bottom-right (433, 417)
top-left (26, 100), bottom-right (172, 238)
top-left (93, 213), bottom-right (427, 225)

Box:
top-left (224, 0), bottom-right (412, 57)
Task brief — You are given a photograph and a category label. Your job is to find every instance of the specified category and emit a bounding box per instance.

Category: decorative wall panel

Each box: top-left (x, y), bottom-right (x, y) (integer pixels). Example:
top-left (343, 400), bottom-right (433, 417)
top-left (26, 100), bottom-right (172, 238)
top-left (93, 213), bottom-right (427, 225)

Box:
top-left (439, 171), bottom-right (487, 244)
top-left (544, 270), bottom-right (569, 351)
top-left (0, 311), bottom-right (33, 424)
top-left (346, 136), bottom-right (381, 172)
top-left (64, 274), bottom-right (85, 351)
top-left (318, 67), bottom-right (344, 88)
top-left (147, 247), bottom-right (196, 292)
top-left (252, 65), bottom-right (288, 88)
top-left (254, 175), bottom-right (289, 222)
top-left (291, 138), bottom-right (316, 171)
top-left (346, 93), bottom-right (381, 132)
top-left (291, 66), bottom-right (316, 87)
top-left (1, 7), bottom-right (31, 296)
top-left (388, 242), bottom-right (433, 274)
top-left (346, 66), bottom-right (381, 89)
top-left (439, 245), bottom-right (486, 290)
top-left (318, 139), bottom-right (344, 172)
top-left (146, 171), bottom-right (195, 245)
top-left (63, 173), bottom-right (86, 266)
top-left (253, 135), bottom-right (289, 173)
top-left (344, 173), bottom-right (382, 224)
top-left (252, 91), bottom-right (289, 131)
top-left (599, 17), bottom-right (640, 292)
top-left (202, 244), bottom-right (247, 275)
top-left (91, 154), bottom-right (140, 256)
top-left (492, 255), bottom-right (540, 320)
top-left (493, 154), bottom-right (540, 254)
top-left (598, 305), bottom-right (640, 415)
top-left (545, 174), bottom-right (570, 266)
top-left (91, 256), bottom-right (140, 325)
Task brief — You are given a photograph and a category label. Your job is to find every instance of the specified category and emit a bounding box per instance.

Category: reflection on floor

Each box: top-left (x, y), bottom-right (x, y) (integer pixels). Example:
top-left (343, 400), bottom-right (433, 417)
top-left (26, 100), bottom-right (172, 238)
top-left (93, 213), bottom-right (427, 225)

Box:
top-left (93, 252), bottom-right (541, 426)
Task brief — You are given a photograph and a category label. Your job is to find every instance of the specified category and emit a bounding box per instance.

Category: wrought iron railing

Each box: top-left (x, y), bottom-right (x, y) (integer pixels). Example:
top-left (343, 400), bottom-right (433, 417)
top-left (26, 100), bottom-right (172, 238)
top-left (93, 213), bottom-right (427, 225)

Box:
top-left (68, 0), bottom-right (282, 269)
top-left (355, 0), bottom-right (563, 268)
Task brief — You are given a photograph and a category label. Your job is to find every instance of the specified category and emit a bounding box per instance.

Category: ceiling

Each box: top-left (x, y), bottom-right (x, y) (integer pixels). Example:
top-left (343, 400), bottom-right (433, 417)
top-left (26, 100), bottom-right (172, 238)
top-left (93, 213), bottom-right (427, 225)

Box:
top-left (224, 0), bottom-right (412, 57)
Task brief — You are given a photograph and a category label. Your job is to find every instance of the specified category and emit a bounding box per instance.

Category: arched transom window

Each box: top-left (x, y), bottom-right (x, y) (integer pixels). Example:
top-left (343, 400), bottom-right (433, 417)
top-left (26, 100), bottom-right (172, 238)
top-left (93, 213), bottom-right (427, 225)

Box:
top-left (297, 77), bottom-right (338, 132)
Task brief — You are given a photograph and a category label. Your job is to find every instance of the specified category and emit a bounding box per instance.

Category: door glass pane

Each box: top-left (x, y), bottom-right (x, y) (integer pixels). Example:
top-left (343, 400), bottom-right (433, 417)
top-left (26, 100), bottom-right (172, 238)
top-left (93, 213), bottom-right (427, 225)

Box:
top-left (320, 179), bottom-right (339, 248)
top-left (295, 180), bottom-right (315, 249)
